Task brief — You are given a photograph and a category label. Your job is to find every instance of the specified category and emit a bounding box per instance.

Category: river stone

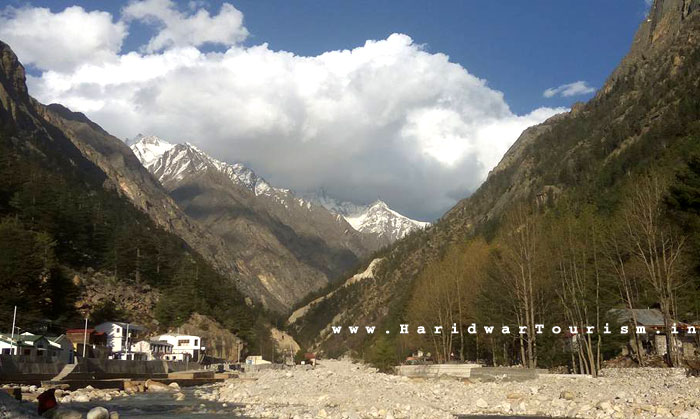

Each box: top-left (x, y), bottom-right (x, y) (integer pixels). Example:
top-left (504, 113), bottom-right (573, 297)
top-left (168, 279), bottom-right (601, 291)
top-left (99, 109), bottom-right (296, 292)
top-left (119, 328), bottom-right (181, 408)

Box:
top-left (123, 381), bottom-right (140, 393)
top-left (86, 406), bottom-right (109, 419)
top-left (145, 379), bottom-right (173, 393)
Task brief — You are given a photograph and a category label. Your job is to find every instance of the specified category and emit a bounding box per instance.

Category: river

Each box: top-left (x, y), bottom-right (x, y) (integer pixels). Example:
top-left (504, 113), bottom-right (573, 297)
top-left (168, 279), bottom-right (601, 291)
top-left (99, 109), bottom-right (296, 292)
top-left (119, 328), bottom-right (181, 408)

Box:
top-left (60, 386), bottom-right (246, 418)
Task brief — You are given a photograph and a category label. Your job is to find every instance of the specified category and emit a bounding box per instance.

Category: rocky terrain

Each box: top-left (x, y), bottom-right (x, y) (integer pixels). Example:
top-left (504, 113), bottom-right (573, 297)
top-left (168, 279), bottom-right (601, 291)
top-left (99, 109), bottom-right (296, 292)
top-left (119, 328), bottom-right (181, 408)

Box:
top-left (196, 360), bottom-right (700, 418)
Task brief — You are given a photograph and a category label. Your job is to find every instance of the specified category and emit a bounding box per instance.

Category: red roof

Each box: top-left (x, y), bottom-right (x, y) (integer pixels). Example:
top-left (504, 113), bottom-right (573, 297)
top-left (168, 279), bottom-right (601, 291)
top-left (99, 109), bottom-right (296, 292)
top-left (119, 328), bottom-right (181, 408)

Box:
top-left (66, 328), bottom-right (95, 333)
top-left (65, 329), bottom-right (104, 335)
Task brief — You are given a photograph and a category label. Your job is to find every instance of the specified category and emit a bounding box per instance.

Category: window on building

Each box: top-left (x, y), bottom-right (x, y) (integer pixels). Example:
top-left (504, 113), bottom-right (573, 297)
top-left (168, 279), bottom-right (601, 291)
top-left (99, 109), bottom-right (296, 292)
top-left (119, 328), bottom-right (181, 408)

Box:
top-left (2, 348), bottom-right (10, 354)
top-left (194, 339), bottom-right (199, 347)
top-left (23, 349), bottom-right (31, 355)
top-left (178, 339), bottom-right (189, 346)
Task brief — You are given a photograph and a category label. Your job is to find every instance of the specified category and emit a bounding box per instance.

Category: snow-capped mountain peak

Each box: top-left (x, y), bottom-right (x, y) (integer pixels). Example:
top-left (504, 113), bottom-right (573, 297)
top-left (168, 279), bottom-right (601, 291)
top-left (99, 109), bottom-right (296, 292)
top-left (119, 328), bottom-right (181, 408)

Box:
top-left (128, 134), bottom-right (175, 167)
top-left (128, 135), bottom-right (428, 244)
top-left (345, 199), bottom-right (429, 242)
top-left (128, 136), bottom-right (286, 202)
top-left (306, 193), bottom-right (429, 243)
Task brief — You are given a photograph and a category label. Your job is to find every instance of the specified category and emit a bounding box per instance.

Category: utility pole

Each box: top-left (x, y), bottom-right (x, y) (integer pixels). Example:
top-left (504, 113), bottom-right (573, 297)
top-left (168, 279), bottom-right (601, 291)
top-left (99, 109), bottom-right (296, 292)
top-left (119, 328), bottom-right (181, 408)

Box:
top-left (10, 306), bottom-right (16, 355)
top-left (125, 324), bottom-right (130, 360)
top-left (82, 318), bottom-right (88, 358)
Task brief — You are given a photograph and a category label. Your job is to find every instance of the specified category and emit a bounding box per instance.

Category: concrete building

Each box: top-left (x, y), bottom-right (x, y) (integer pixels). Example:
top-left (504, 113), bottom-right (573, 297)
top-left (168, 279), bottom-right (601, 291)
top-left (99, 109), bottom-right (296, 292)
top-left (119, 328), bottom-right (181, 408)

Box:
top-left (65, 328), bottom-right (109, 359)
top-left (47, 335), bottom-right (74, 363)
top-left (130, 339), bottom-right (173, 360)
top-left (611, 308), bottom-right (698, 358)
top-left (156, 334), bottom-right (205, 361)
top-left (0, 333), bottom-right (58, 358)
top-left (95, 322), bottom-right (146, 360)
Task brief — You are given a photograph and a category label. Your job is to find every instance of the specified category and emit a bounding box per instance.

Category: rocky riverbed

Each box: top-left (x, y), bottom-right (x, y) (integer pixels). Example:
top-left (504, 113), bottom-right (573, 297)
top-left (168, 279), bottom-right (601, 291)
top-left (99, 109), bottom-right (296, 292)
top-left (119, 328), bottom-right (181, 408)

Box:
top-left (195, 359), bottom-right (700, 418)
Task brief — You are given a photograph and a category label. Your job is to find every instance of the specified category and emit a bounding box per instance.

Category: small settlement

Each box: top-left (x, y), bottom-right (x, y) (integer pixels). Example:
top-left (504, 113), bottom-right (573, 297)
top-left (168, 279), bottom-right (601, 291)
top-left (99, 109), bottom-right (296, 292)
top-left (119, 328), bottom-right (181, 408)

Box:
top-left (0, 321), bottom-right (206, 363)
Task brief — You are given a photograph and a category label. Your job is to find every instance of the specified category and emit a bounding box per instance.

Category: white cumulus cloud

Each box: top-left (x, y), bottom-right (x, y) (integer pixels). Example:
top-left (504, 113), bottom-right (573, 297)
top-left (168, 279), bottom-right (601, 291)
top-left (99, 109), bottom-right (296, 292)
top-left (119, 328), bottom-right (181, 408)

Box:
top-left (11, 3), bottom-right (564, 220)
top-left (0, 6), bottom-right (126, 72)
top-left (122, 0), bottom-right (248, 52)
top-left (543, 80), bottom-right (596, 98)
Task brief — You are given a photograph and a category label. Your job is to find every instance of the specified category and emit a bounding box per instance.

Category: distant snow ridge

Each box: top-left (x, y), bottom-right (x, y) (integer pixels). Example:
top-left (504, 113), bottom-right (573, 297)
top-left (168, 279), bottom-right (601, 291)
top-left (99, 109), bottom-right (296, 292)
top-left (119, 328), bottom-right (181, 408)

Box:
top-left (307, 192), bottom-right (429, 242)
top-left (128, 135), bottom-right (427, 240)
top-left (127, 134), bottom-right (297, 206)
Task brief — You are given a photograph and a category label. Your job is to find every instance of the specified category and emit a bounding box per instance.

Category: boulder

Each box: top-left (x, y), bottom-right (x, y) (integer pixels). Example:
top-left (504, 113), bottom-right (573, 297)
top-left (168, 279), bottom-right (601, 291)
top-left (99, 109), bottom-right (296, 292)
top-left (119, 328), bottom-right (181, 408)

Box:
top-left (123, 381), bottom-right (144, 393)
top-left (145, 379), bottom-right (173, 393)
top-left (86, 407), bottom-right (109, 419)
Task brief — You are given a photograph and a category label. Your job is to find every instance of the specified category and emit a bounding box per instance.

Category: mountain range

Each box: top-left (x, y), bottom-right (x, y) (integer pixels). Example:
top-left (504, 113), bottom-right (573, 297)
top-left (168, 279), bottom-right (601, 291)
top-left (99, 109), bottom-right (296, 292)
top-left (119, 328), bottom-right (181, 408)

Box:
top-left (128, 134), bottom-right (428, 311)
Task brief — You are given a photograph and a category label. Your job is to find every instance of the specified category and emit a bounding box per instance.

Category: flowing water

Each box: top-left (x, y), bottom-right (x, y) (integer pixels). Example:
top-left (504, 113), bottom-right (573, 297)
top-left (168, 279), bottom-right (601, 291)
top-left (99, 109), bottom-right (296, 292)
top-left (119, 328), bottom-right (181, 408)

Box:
top-left (61, 386), bottom-right (248, 418)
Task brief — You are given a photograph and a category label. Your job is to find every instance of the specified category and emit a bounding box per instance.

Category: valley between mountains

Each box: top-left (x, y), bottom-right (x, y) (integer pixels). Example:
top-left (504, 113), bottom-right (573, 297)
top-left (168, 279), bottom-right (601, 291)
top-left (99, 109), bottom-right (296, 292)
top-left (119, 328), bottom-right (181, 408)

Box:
top-left (2, 0), bottom-right (700, 379)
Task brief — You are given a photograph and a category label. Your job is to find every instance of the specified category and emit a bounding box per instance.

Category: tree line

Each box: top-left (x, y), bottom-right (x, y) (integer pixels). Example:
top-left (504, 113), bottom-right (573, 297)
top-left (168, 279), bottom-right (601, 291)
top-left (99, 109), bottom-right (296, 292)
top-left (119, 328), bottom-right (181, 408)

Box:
top-left (379, 166), bottom-right (700, 374)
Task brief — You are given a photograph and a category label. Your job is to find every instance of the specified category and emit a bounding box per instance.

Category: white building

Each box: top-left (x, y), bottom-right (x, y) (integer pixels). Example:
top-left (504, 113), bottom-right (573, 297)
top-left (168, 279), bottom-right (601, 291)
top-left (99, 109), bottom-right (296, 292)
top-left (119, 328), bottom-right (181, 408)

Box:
top-left (156, 334), bottom-right (205, 361)
top-left (130, 339), bottom-right (173, 361)
top-left (0, 332), bottom-right (62, 358)
top-left (95, 322), bottom-right (146, 359)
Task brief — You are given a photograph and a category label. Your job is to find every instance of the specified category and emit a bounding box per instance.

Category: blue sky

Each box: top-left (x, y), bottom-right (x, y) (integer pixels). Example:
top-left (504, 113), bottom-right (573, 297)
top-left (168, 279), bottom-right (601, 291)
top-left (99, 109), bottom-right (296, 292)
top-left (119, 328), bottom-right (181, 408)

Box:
top-left (0, 1), bottom-right (650, 219)
top-left (5, 0), bottom-right (648, 113)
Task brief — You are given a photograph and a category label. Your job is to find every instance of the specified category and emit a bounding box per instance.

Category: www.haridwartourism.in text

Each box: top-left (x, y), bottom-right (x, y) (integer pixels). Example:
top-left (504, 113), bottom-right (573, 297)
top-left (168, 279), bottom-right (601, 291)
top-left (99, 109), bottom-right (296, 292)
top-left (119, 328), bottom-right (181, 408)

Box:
top-left (331, 323), bottom-right (698, 335)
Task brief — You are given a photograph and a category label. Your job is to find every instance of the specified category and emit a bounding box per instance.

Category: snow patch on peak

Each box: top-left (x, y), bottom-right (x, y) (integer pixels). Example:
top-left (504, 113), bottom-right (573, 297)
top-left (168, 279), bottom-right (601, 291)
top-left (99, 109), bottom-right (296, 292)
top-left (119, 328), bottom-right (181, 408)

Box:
top-left (129, 135), bottom-right (288, 203)
top-left (128, 134), bottom-right (175, 167)
top-left (305, 193), bottom-right (429, 243)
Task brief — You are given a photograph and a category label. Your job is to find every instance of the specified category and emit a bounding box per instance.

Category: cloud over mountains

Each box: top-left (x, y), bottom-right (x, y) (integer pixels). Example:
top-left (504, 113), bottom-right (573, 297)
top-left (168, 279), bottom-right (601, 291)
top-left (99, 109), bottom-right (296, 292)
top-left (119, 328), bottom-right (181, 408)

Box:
top-left (0, 1), bottom-right (564, 220)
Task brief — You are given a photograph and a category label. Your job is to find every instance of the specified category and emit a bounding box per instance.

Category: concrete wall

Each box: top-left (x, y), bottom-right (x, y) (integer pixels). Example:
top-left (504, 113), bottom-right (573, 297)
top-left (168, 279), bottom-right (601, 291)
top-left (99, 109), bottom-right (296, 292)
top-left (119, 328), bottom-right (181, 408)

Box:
top-left (0, 355), bottom-right (204, 383)
top-left (395, 364), bottom-right (542, 382)
top-left (243, 363), bottom-right (284, 373)
top-left (0, 355), bottom-right (66, 381)
top-left (395, 364), bottom-right (481, 378)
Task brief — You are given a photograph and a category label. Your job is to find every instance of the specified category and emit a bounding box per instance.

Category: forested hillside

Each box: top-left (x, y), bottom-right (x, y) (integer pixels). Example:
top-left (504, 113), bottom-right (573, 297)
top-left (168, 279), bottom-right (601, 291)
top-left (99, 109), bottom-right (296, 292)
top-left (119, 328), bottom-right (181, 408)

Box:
top-left (0, 41), bottom-right (272, 352)
top-left (291, 0), bottom-right (700, 372)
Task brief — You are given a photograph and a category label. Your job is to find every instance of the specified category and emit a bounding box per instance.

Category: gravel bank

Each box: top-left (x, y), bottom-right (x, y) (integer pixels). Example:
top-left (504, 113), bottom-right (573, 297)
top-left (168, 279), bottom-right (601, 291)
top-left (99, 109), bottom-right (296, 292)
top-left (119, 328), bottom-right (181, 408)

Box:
top-left (196, 359), bottom-right (700, 418)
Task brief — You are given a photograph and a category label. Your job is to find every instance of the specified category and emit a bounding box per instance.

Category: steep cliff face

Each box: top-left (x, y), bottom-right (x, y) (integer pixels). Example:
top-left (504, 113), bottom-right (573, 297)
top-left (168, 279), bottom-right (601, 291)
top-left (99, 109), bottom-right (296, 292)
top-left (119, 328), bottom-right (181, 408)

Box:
top-left (290, 0), bottom-right (700, 351)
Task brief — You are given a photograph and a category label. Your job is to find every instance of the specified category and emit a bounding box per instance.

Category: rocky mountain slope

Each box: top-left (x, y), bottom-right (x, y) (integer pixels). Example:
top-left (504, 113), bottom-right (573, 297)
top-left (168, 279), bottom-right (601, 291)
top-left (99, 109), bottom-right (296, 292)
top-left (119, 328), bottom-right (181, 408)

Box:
top-left (0, 40), bottom-right (261, 339)
top-left (289, 0), bottom-right (700, 353)
top-left (23, 100), bottom-right (252, 304)
top-left (129, 135), bottom-right (383, 312)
